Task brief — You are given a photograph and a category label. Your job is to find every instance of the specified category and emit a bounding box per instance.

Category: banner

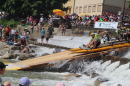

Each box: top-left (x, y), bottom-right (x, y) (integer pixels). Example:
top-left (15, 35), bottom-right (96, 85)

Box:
top-left (94, 22), bottom-right (118, 29)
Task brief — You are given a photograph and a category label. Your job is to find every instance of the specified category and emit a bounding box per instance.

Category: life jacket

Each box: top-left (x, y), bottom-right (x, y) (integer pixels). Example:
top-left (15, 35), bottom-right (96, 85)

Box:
top-left (91, 34), bottom-right (101, 42)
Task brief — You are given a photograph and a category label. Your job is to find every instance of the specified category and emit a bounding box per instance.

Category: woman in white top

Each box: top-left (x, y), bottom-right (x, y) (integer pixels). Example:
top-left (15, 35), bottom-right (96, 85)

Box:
top-left (22, 29), bottom-right (27, 38)
top-left (11, 27), bottom-right (16, 41)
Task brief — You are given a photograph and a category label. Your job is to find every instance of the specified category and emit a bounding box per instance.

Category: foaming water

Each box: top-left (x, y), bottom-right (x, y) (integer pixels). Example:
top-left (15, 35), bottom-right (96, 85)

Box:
top-left (2, 35), bottom-right (130, 86)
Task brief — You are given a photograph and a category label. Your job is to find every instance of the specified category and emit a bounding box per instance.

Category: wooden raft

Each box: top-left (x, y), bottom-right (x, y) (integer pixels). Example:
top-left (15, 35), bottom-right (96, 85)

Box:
top-left (6, 51), bottom-right (84, 70)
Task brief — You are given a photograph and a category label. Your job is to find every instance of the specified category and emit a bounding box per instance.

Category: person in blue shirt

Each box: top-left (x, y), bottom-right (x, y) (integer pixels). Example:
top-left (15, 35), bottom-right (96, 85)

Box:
top-left (41, 28), bottom-right (45, 43)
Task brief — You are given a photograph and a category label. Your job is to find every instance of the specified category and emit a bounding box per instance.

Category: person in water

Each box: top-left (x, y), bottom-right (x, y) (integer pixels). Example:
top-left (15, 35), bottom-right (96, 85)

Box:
top-left (85, 30), bottom-right (108, 49)
top-left (19, 77), bottom-right (33, 86)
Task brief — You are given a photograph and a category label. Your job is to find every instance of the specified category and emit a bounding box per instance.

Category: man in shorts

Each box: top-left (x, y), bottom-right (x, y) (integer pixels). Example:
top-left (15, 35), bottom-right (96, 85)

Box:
top-left (41, 28), bottom-right (45, 43)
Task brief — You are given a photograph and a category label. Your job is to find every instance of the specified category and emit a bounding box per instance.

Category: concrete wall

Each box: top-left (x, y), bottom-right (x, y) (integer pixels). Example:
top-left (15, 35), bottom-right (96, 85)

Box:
top-left (103, 0), bottom-right (130, 15)
top-left (74, 0), bottom-right (103, 16)
top-left (64, 0), bottom-right (74, 15)
top-left (74, 0), bottom-right (130, 16)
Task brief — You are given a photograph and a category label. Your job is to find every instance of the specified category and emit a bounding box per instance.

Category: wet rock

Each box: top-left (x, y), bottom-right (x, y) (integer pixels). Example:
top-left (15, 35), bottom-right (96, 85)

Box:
top-left (42, 53), bottom-right (49, 56)
top-left (117, 84), bottom-right (122, 86)
top-left (91, 73), bottom-right (99, 78)
top-left (119, 58), bottom-right (130, 66)
top-left (25, 49), bottom-right (35, 54)
top-left (29, 38), bottom-right (37, 41)
top-left (18, 53), bottom-right (34, 60)
top-left (53, 48), bottom-right (62, 53)
top-left (103, 55), bottom-right (113, 62)
top-left (111, 56), bottom-right (120, 63)
top-left (94, 77), bottom-right (109, 86)
top-left (8, 50), bottom-right (14, 53)
top-left (1, 53), bottom-right (17, 59)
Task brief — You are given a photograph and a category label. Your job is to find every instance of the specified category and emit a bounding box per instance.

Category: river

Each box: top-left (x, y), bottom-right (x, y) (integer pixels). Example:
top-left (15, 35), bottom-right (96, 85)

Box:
top-left (1, 35), bottom-right (130, 86)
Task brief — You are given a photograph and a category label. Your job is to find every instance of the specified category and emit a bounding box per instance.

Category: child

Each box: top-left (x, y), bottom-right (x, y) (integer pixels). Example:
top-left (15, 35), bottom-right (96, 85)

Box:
top-left (0, 61), bottom-right (11, 86)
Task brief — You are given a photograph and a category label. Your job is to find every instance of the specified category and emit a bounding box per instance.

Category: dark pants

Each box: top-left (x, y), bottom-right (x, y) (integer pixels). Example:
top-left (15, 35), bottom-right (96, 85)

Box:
top-left (31, 28), bottom-right (33, 33)
top-left (6, 33), bottom-right (9, 37)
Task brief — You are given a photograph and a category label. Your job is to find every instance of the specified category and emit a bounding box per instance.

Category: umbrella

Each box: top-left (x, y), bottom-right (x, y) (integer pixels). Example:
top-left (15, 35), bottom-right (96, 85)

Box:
top-left (55, 11), bottom-right (65, 16)
top-left (53, 9), bottom-right (65, 16)
top-left (53, 9), bottom-right (62, 13)
top-left (80, 13), bottom-right (89, 16)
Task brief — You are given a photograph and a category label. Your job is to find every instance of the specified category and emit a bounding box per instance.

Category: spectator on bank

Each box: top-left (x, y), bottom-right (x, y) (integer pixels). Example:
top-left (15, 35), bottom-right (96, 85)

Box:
top-left (0, 23), bottom-right (3, 39)
top-left (40, 16), bottom-right (44, 25)
top-left (20, 37), bottom-right (26, 48)
top-left (11, 27), bottom-right (16, 41)
top-left (1, 35), bottom-right (7, 42)
top-left (5, 25), bottom-right (10, 37)
top-left (19, 77), bottom-right (33, 86)
top-left (14, 30), bottom-right (19, 43)
top-left (26, 29), bottom-right (30, 42)
top-left (48, 23), bottom-right (54, 36)
top-left (36, 21), bottom-right (40, 32)
top-left (41, 28), bottom-right (45, 43)
top-left (46, 30), bottom-right (50, 44)
top-left (7, 36), bottom-right (13, 45)
top-left (30, 23), bottom-right (34, 33)
top-left (26, 15), bottom-right (29, 25)
top-left (0, 61), bottom-right (11, 86)
top-left (29, 16), bottom-right (33, 24)
top-left (22, 29), bottom-right (27, 38)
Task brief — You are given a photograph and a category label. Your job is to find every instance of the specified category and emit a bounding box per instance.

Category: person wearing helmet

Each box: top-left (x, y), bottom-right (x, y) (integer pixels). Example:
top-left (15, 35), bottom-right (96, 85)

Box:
top-left (86, 30), bottom-right (107, 49)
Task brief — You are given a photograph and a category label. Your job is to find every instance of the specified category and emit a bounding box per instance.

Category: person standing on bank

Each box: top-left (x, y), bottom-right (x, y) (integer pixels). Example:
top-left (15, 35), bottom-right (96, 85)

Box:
top-left (41, 28), bottom-right (45, 43)
top-left (5, 25), bottom-right (10, 38)
top-left (11, 27), bottom-right (16, 41)
top-left (48, 23), bottom-right (54, 36)
top-left (0, 23), bottom-right (3, 40)
top-left (31, 23), bottom-right (34, 33)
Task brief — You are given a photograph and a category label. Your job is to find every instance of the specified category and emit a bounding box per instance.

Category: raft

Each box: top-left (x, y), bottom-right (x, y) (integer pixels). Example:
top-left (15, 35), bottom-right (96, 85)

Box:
top-left (69, 43), bottom-right (130, 53)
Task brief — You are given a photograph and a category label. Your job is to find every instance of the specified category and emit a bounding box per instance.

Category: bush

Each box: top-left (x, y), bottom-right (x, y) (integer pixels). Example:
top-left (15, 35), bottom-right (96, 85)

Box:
top-left (0, 19), bottom-right (20, 29)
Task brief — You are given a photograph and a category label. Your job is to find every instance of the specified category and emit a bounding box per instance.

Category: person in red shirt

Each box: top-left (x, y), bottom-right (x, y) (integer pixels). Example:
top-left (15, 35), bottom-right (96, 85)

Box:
top-left (5, 25), bottom-right (10, 37)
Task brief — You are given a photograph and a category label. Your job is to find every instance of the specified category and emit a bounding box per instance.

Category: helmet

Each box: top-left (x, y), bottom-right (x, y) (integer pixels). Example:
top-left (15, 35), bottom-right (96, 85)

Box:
top-left (90, 33), bottom-right (95, 35)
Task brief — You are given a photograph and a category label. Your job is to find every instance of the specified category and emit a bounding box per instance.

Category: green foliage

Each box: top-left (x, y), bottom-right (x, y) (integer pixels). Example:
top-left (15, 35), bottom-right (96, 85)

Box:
top-left (0, 19), bottom-right (20, 28)
top-left (0, 0), bottom-right (69, 18)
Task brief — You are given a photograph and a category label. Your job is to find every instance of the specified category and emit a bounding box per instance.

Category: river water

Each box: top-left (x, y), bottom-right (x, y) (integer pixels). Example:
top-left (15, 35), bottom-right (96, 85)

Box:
top-left (1, 35), bottom-right (130, 86)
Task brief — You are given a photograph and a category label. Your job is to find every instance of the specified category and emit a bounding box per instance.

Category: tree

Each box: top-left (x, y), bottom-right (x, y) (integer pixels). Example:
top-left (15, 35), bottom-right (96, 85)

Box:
top-left (0, 0), bottom-right (69, 19)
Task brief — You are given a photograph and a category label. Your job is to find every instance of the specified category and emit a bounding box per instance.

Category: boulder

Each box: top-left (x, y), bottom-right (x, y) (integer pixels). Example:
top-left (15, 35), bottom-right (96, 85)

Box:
top-left (42, 53), bottom-right (49, 56)
top-left (1, 53), bottom-right (17, 59)
top-left (53, 48), bottom-right (61, 53)
top-left (25, 49), bottom-right (35, 53)
top-left (18, 53), bottom-right (34, 60)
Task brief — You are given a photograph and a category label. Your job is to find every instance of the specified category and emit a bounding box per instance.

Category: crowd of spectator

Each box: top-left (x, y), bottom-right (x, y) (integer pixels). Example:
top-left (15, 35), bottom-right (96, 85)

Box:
top-left (51, 13), bottom-right (126, 27)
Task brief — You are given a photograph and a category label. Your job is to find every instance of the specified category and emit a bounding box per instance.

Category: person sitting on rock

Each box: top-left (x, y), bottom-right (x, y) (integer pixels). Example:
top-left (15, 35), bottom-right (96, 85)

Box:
top-left (20, 37), bottom-right (26, 47)
top-left (1, 35), bottom-right (7, 42)
top-left (6, 36), bottom-right (13, 45)
top-left (21, 42), bottom-right (30, 53)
